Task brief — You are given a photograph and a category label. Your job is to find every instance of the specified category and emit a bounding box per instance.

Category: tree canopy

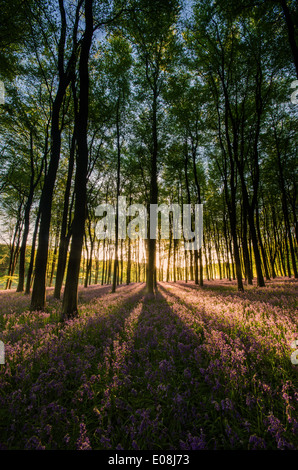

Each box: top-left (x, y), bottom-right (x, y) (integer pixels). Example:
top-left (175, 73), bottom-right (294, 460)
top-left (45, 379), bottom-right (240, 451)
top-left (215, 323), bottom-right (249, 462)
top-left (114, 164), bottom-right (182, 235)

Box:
top-left (0, 0), bottom-right (297, 316)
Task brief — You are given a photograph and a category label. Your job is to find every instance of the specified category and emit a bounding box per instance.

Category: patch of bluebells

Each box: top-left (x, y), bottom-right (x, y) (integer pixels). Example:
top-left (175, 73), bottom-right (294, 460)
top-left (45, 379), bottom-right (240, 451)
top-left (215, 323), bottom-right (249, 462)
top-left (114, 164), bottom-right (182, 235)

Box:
top-left (0, 278), bottom-right (297, 450)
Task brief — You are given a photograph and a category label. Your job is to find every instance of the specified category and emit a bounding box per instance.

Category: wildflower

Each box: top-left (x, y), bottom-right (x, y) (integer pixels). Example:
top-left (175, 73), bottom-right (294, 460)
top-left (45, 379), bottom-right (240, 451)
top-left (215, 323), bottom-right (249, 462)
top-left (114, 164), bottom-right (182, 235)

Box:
top-left (132, 440), bottom-right (139, 450)
top-left (248, 434), bottom-right (266, 450)
top-left (100, 435), bottom-right (112, 449)
top-left (76, 423), bottom-right (92, 450)
top-left (180, 431), bottom-right (206, 450)
top-left (24, 436), bottom-right (46, 450)
top-left (183, 368), bottom-right (192, 379)
top-left (212, 400), bottom-right (220, 411)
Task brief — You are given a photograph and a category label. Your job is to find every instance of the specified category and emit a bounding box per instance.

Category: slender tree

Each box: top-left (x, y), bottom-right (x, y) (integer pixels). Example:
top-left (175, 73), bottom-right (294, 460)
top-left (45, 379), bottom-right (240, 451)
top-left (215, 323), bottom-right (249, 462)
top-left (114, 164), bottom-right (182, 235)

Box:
top-left (62, 0), bottom-right (94, 318)
top-left (30, 0), bottom-right (81, 311)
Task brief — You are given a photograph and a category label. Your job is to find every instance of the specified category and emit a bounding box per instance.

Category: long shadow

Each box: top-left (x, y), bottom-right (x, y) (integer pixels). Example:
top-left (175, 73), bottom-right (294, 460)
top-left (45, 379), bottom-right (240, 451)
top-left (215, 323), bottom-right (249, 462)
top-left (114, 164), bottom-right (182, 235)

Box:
top-left (167, 279), bottom-right (238, 293)
top-left (94, 282), bottom-right (298, 450)
top-left (157, 282), bottom-right (297, 372)
top-left (159, 281), bottom-right (298, 379)
top-left (46, 282), bottom-right (143, 305)
top-left (0, 283), bottom-right (144, 317)
top-left (3, 284), bottom-right (147, 366)
top-left (0, 284), bottom-right (149, 450)
top-left (93, 285), bottom-right (215, 450)
top-left (76, 282), bottom-right (144, 304)
top-left (162, 279), bottom-right (298, 310)
top-left (157, 281), bottom-right (240, 331)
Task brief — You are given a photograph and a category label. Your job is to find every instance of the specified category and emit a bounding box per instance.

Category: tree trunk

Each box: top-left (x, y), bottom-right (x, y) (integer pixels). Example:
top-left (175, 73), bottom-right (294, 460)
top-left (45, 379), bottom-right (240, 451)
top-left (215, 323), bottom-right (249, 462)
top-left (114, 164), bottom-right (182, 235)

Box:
top-left (6, 199), bottom-right (23, 290)
top-left (25, 207), bottom-right (41, 294)
top-left (49, 230), bottom-right (59, 287)
top-left (242, 203), bottom-right (253, 284)
top-left (17, 131), bottom-right (37, 292)
top-left (102, 238), bottom-right (106, 285)
top-left (275, 128), bottom-right (298, 278)
top-left (112, 96), bottom-right (121, 293)
top-left (146, 87), bottom-right (158, 294)
top-left (62, 0), bottom-right (93, 318)
top-left (30, 0), bottom-right (79, 311)
top-left (280, 0), bottom-right (298, 78)
top-left (16, 196), bottom-right (33, 292)
top-left (120, 238), bottom-right (123, 284)
top-left (246, 205), bottom-right (265, 286)
top-left (54, 126), bottom-right (75, 299)
top-left (255, 202), bottom-right (270, 281)
top-left (166, 233), bottom-right (172, 282)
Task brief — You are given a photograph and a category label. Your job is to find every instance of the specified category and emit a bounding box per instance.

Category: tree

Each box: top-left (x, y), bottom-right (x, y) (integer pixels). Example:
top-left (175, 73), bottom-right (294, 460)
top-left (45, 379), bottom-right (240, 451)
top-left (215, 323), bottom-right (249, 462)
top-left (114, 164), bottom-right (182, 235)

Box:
top-left (62, 0), bottom-right (94, 318)
top-left (30, 0), bottom-right (82, 311)
top-left (165, 70), bottom-right (207, 285)
top-left (214, 0), bottom-right (298, 78)
top-left (98, 34), bottom-right (132, 293)
top-left (0, 0), bottom-right (34, 80)
top-left (122, 0), bottom-right (180, 294)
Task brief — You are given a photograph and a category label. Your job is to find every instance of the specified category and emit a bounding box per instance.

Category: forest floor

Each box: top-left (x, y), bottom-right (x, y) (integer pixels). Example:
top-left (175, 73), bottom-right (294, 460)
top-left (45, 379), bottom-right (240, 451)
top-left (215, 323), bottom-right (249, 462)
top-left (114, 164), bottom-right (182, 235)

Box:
top-left (0, 277), bottom-right (297, 450)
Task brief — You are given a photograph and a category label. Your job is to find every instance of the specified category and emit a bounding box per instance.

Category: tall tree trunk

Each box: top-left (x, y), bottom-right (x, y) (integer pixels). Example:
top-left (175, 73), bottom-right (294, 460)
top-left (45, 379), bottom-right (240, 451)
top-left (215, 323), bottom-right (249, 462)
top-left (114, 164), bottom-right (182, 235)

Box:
top-left (95, 258), bottom-right (99, 284)
top-left (84, 232), bottom-right (89, 288)
top-left (223, 206), bottom-right (231, 281)
top-left (246, 205), bottom-right (265, 286)
top-left (17, 131), bottom-right (36, 292)
top-left (30, 94), bottom-right (65, 308)
top-left (120, 238), bottom-right (123, 285)
top-left (30, 0), bottom-right (80, 310)
top-left (224, 161), bottom-right (243, 289)
top-left (255, 202), bottom-right (270, 280)
top-left (173, 238), bottom-right (177, 282)
top-left (62, 0), bottom-right (93, 318)
top-left (126, 237), bottom-right (131, 285)
top-left (275, 128), bottom-right (298, 278)
top-left (25, 207), bottom-right (41, 294)
top-left (54, 126), bottom-right (75, 299)
top-left (112, 96), bottom-right (121, 293)
top-left (107, 245), bottom-right (112, 284)
top-left (280, 0), bottom-right (298, 78)
top-left (146, 87), bottom-right (158, 294)
top-left (102, 238), bottom-right (106, 285)
top-left (204, 238), bottom-right (209, 280)
top-left (241, 202), bottom-right (253, 284)
top-left (191, 139), bottom-right (203, 287)
top-left (166, 225), bottom-right (172, 282)
top-left (49, 229), bottom-right (59, 287)
top-left (215, 84), bottom-right (243, 290)
top-left (6, 199), bottom-right (23, 290)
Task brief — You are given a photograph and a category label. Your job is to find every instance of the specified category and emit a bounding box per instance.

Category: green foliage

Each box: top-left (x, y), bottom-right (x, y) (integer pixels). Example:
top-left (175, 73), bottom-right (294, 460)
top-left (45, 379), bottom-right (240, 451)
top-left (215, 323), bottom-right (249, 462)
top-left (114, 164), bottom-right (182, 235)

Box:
top-left (0, 0), bottom-right (297, 296)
